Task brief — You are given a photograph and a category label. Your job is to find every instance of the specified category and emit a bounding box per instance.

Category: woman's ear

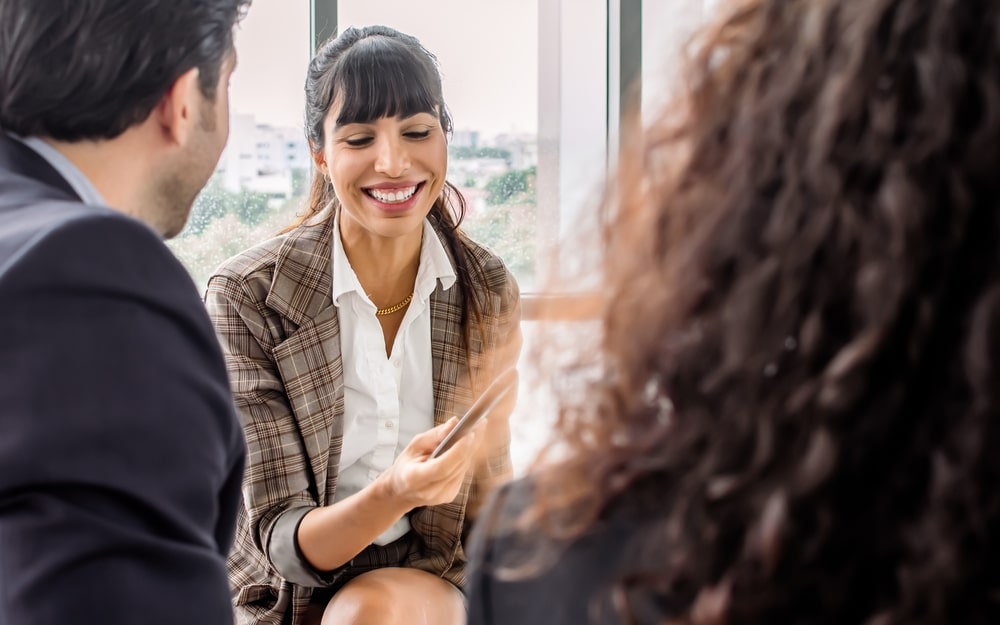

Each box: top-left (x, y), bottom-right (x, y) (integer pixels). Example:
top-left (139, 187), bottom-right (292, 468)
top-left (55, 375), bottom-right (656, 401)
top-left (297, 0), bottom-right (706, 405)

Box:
top-left (310, 141), bottom-right (327, 173)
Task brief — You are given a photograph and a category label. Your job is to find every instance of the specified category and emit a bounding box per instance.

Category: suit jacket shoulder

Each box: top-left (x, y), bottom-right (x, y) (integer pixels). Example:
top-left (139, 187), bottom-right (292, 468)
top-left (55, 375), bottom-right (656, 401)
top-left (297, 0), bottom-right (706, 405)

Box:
top-left (2, 204), bottom-right (189, 295)
top-left (0, 152), bottom-right (245, 625)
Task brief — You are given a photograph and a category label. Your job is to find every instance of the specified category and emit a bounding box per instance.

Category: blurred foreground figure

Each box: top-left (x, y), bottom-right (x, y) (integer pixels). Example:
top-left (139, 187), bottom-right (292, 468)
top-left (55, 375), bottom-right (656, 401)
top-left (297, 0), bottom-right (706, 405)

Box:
top-left (467, 0), bottom-right (1000, 623)
top-left (0, 1), bottom-right (250, 623)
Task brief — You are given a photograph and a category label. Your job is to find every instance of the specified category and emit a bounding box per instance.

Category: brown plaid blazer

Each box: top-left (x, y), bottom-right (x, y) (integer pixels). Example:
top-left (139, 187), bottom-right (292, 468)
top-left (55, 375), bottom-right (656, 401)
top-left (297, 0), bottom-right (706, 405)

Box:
top-left (205, 208), bottom-right (522, 625)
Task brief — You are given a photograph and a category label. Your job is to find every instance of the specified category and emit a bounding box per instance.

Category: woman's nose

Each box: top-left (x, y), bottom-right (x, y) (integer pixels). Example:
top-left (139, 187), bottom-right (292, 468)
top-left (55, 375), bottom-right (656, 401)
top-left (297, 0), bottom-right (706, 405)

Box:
top-left (373, 137), bottom-right (411, 177)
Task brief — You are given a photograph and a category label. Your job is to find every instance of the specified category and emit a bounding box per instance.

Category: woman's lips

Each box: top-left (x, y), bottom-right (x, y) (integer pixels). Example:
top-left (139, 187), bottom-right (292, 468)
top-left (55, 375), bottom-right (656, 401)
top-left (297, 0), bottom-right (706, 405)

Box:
top-left (364, 181), bottom-right (425, 213)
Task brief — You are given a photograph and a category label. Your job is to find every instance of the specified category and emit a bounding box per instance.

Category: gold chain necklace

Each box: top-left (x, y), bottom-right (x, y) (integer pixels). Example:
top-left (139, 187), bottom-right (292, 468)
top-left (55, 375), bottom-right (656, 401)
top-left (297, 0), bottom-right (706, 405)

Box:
top-left (375, 292), bottom-right (414, 316)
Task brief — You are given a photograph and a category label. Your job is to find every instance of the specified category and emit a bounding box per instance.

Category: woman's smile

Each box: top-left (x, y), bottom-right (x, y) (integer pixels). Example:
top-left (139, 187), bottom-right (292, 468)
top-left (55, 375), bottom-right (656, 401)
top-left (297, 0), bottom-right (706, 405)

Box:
top-left (318, 110), bottom-right (447, 243)
top-left (363, 181), bottom-right (426, 213)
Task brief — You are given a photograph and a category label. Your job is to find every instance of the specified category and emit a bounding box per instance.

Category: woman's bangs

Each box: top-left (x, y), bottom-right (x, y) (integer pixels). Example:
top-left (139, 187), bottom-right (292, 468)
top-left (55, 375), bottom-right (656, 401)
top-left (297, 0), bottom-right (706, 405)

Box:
top-left (334, 43), bottom-right (439, 126)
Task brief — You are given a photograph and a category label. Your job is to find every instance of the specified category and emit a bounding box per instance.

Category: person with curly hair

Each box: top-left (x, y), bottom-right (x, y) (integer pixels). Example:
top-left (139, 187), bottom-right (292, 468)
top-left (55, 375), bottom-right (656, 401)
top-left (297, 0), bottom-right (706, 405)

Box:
top-left (465, 0), bottom-right (1000, 623)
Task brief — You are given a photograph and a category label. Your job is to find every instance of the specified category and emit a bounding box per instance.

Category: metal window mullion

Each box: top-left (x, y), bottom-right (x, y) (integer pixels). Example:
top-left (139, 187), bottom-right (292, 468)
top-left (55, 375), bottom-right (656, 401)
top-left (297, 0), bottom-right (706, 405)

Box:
top-left (310, 0), bottom-right (337, 51)
top-left (608, 0), bottom-right (641, 167)
top-left (535, 0), bottom-right (563, 288)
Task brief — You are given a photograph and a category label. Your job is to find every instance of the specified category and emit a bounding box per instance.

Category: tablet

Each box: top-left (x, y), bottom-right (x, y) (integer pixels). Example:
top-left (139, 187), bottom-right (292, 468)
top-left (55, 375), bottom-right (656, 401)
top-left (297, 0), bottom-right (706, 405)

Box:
top-left (430, 368), bottom-right (518, 458)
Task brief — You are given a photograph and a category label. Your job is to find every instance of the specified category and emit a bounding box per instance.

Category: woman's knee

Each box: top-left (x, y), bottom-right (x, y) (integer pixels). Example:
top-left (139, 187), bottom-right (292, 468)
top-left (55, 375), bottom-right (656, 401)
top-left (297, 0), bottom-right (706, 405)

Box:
top-left (321, 568), bottom-right (465, 625)
top-left (321, 582), bottom-right (400, 625)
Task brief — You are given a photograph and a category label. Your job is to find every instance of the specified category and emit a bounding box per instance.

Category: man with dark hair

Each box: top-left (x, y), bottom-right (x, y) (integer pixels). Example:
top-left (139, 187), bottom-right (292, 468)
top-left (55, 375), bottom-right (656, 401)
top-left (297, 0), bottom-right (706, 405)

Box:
top-left (0, 1), bottom-right (251, 623)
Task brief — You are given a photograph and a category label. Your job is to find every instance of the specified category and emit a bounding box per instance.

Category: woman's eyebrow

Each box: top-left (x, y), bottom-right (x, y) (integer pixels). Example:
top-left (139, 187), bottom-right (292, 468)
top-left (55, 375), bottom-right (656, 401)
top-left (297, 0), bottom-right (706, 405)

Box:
top-left (334, 112), bottom-right (436, 130)
top-left (333, 120), bottom-right (374, 131)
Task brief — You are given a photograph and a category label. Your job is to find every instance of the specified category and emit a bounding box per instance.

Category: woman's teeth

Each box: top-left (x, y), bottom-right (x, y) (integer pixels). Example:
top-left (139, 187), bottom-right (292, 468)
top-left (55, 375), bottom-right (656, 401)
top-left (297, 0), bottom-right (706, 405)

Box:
top-left (367, 185), bottom-right (417, 203)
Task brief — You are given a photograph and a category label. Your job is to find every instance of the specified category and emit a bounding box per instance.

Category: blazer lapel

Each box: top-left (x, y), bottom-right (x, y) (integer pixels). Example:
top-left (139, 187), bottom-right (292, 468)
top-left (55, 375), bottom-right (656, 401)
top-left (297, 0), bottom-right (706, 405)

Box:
top-left (429, 281), bottom-right (471, 427)
top-left (267, 208), bottom-right (345, 506)
top-left (265, 208), bottom-right (336, 328)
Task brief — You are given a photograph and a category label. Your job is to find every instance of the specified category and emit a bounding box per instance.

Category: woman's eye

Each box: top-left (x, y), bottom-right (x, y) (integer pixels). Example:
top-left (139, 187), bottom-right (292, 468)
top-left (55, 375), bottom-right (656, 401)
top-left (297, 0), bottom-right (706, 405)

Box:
top-left (405, 130), bottom-right (431, 139)
top-left (345, 137), bottom-right (373, 147)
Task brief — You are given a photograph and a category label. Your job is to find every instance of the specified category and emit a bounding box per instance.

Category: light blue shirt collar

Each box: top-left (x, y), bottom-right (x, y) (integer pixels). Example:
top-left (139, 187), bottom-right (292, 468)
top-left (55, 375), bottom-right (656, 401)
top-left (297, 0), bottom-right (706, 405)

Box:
top-left (5, 132), bottom-right (107, 207)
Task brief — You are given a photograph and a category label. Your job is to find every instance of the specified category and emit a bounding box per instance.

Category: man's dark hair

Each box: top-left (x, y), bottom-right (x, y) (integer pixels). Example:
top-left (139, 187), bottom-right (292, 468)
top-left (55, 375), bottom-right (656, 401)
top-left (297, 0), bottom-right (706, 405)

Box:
top-left (0, 0), bottom-right (250, 141)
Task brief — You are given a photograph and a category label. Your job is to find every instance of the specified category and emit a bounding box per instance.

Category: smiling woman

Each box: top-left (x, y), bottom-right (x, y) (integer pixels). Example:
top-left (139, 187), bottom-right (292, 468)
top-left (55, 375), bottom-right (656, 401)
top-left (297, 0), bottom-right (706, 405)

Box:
top-left (204, 25), bottom-right (523, 625)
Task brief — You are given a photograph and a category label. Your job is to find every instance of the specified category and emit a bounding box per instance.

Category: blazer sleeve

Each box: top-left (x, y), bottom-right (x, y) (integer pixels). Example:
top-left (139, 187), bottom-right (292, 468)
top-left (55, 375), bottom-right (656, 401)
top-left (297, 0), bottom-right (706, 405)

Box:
top-left (467, 261), bottom-right (523, 521)
top-left (0, 215), bottom-right (245, 625)
top-left (205, 271), bottom-right (349, 587)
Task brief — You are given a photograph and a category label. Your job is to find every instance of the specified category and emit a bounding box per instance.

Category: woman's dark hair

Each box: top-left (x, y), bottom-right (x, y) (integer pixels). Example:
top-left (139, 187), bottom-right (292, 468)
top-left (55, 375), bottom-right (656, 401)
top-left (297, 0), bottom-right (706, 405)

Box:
top-left (525, 0), bottom-right (1000, 623)
top-left (0, 0), bottom-right (249, 141)
top-left (290, 25), bottom-right (489, 349)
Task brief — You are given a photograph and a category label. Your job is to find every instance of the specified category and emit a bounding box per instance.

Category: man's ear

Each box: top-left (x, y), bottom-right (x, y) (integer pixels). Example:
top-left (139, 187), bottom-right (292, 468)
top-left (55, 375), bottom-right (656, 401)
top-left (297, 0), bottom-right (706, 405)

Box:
top-left (155, 67), bottom-right (201, 146)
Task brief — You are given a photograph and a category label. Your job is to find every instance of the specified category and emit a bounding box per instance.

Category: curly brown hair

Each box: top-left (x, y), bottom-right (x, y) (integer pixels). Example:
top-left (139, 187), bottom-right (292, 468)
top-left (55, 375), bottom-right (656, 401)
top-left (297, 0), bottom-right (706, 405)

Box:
top-left (527, 0), bottom-right (1000, 623)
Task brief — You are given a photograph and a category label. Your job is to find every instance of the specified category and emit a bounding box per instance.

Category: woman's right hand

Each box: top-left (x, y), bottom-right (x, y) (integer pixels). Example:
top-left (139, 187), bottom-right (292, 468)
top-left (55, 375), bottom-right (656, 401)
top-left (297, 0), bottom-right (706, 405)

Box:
top-left (377, 417), bottom-right (486, 510)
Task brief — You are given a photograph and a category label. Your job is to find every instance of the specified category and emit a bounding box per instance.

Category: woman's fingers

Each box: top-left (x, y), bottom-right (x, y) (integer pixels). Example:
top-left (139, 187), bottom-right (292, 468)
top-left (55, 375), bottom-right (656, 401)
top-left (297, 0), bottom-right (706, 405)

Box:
top-left (404, 416), bottom-right (460, 456)
top-left (385, 417), bottom-right (489, 507)
top-left (409, 427), bottom-right (483, 497)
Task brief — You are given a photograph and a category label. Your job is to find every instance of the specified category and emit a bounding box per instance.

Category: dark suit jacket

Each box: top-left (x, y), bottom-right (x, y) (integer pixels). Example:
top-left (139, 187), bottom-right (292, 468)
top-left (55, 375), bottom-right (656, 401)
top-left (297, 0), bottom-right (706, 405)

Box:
top-left (466, 478), bottom-right (669, 625)
top-left (0, 134), bottom-right (245, 624)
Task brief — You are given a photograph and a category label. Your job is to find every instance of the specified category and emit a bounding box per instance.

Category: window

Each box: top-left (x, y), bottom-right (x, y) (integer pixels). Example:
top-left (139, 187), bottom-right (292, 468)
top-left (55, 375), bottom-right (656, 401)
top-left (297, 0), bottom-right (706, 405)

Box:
top-left (168, 0), bottom-right (618, 298)
top-left (335, 0), bottom-right (543, 290)
top-left (166, 0), bottom-right (311, 293)
top-left (641, 0), bottom-right (721, 118)
top-left (167, 0), bottom-right (712, 474)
